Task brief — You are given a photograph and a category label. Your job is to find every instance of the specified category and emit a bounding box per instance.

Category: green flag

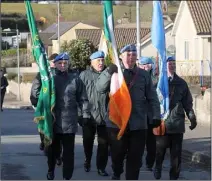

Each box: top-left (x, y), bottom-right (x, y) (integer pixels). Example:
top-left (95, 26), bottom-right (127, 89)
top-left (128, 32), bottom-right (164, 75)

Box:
top-left (25, 1), bottom-right (55, 145)
top-left (102, 1), bottom-right (114, 63)
top-left (103, 1), bottom-right (132, 139)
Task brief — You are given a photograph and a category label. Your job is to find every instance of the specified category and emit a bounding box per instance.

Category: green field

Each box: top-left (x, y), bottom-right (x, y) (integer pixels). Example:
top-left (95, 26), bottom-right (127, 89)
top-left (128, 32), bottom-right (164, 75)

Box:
top-left (2, 2), bottom-right (179, 28)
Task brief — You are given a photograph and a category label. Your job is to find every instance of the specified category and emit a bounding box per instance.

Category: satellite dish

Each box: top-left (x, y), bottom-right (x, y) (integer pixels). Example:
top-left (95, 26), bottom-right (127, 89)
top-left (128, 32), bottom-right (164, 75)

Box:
top-left (167, 45), bottom-right (176, 55)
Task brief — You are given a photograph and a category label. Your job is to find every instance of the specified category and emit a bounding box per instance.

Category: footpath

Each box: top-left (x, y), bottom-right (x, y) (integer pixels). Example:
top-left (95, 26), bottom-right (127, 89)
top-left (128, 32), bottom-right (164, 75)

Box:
top-left (3, 93), bottom-right (211, 170)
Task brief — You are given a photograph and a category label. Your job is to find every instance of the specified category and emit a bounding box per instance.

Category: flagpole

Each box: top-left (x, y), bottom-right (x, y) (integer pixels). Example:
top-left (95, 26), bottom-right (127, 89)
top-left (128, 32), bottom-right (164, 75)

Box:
top-left (57, 1), bottom-right (60, 53)
top-left (136, 0), bottom-right (141, 59)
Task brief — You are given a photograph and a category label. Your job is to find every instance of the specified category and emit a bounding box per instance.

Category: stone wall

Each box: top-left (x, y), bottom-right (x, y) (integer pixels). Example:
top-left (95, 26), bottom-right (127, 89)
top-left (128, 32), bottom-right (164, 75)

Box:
top-left (7, 80), bottom-right (32, 103)
top-left (7, 81), bottom-right (211, 126)
top-left (6, 66), bottom-right (38, 74)
top-left (192, 89), bottom-right (211, 126)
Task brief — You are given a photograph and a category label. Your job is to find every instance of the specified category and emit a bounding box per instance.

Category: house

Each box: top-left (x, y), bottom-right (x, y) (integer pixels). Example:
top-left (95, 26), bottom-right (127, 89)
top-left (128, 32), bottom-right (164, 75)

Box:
top-left (99, 17), bottom-right (174, 56)
top-left (27, 21), bottom-right (100, 56)
top-left (2, 32), bottom-right (28, 48)
top-left (140, 21), bottom-right (174, 57)
top-left (98, 27), bottom-right (151, 51)
top-left (171, 1), bottom-right (211, 79)
top-left (75, 29), bottom-right (103, 48)
top-left (47, 21), bottom-right (100, 53)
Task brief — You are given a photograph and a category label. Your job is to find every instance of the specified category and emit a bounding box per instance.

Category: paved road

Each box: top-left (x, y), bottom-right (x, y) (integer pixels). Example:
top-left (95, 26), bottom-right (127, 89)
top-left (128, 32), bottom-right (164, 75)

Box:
top-left (1, 109), bottom-right (211, 180)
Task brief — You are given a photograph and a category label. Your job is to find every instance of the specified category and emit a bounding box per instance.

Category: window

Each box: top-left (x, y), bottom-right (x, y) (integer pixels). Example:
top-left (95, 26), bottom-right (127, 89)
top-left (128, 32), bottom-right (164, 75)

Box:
top-left (184, 41), bottom-right (189, 60)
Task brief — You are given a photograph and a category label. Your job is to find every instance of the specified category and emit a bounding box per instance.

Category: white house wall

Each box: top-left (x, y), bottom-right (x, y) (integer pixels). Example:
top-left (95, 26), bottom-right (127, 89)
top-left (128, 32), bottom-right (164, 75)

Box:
top-left (174, 2), bottom-right (197, 61)
top-left (141, 26), bottom-right (174, 58)
top-left (174, 2), bottom-right (211, 76)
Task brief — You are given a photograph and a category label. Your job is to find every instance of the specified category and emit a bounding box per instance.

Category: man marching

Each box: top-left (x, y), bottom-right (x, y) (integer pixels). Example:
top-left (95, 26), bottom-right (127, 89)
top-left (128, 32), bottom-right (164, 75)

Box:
top-left (154, 56), bottom-right (197, 180)
top-left (96, 44), bottom-right (161, 180)
top-left (79, 51), bottom-right (109, 176)
top-left (137, 56), bottom-right (158, 171)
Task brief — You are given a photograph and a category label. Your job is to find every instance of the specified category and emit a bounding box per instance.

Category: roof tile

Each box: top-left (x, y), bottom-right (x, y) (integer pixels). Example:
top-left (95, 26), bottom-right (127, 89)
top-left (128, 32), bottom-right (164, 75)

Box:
top-left (187, 1), bottom-right (211, 35)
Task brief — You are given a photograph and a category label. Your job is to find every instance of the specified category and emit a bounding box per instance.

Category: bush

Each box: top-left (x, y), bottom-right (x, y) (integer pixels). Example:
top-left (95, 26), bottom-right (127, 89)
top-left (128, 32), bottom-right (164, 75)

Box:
top-left (19, 41), bottom-right (27, 49)
top-left (61, 39), bottom-right (97, 70)
top-left (105, 54), bottom-right (112, 66)
top-left (21, 73), bottom-right (37, 83)
top-left (7, 72), bottom-right (17, 80)
top-left (6, 72), bottom-right (37, 83)
top-left (1, 48), bottom-right (27, 57)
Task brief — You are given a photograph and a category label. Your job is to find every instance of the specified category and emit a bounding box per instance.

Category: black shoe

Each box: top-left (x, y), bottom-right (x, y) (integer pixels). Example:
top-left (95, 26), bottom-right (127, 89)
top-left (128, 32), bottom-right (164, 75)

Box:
top-left (170, 177), bottom-right (177, 180)
top-left (84, 161), bottom-right (91, 172)
top-left (39, 142), bottom-right (44, 151)
top-left (111, 174), bottom-right (120, 180)
top-left (170, 175), bottom-right (178, 180)
top-left (1, 109), bottom-right (3, 112)
top-left (56, 157), bottom-right (62, 166)
top-left (154, 168), bottom-right (161, 180)
top-left (47, 171), bottom-right (54, 180)
top-left (98, 169), bottom-right (109, 176)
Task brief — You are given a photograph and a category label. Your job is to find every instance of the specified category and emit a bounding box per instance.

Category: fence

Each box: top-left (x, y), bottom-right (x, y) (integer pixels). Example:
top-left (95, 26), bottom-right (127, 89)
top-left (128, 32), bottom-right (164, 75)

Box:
top-left (176, 60), bottom-right (211, 87)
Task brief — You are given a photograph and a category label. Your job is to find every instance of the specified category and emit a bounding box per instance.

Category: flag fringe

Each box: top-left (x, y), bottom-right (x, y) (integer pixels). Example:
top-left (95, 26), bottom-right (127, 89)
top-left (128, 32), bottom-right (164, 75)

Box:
top-left (38, 128), bottom-right (52, 146)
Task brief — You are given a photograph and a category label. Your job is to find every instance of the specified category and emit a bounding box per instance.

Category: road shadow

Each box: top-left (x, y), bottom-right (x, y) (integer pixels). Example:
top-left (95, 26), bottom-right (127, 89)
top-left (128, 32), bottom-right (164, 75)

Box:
top-left (1, 108), bottom-right (83, 136)
top-left (182, 137), bottom-right (211, 170)
top-left (1, 138), bottom-right (104, 180)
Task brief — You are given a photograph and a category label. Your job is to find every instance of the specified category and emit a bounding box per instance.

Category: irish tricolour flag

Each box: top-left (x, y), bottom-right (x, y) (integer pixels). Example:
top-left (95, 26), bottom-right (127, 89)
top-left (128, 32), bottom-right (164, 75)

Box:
top-left (103, 1), bottom-right (132, 139)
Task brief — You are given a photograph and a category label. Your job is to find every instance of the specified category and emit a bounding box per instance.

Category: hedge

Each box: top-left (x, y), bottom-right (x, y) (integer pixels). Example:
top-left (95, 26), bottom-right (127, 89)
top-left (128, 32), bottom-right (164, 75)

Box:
top-left (1, 48), bottom-right (27, 57)
top-left (7, 72), bottom-right (37, 83)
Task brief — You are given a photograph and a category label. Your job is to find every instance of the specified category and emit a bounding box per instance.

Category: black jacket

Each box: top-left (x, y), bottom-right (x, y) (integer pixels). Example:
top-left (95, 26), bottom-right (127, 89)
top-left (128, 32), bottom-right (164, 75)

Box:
top-left (96, 66), bottom-right (161, 130)
top-left (30, 69), bottom-right (90, 134)
top-left (165, 73), bottom-right (196, 133)
top-left (30, 73), bottom-right (41, 107)
top-left (1, 75), bottom-right (9, 91)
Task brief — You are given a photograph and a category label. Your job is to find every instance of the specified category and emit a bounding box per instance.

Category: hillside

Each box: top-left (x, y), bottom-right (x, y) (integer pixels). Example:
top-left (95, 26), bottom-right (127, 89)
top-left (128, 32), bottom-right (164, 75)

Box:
top-left (2, 2), bottom-right (179, 29)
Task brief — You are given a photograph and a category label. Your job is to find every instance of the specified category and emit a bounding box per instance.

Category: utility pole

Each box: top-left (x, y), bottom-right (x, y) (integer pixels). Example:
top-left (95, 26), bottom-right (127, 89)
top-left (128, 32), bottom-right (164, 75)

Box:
top-left (136, 1), bottom-right (141, 59)
top-left (57, 1), bottom-right (60, 53)
top-left (16, 27), bottom-right (20, 101)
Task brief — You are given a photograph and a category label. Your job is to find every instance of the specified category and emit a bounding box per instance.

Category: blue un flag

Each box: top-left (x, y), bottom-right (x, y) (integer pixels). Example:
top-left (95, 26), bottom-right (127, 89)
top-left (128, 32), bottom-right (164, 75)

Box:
top-left (151, 1), bottom-right (169, 119)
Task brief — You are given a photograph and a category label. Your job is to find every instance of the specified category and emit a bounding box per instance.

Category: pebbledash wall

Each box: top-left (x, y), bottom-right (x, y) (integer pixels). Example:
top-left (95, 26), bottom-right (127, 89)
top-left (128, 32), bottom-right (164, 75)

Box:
top-left (7, 80), bottom-right (211, 126)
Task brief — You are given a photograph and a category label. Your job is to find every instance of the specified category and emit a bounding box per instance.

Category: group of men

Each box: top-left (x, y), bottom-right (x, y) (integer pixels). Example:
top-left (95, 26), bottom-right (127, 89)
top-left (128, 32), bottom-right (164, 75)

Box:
top-left (30, 43), bottom-right (197, 180)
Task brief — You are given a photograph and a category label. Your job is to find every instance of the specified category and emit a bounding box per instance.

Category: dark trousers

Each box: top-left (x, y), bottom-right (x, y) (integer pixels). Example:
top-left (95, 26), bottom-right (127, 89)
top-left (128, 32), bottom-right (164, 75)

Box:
top-left (145, 125), bottom-right (156, 168)
top-left (47, 133), bottom-right (75, 179)
top-left (1, 89), bottom-right (6, 110)
top-left (40, 132), bottom-right (44, 144)
top-left (82, 124), bottom-right (108, 170)
top-left (107, 128), bottom-right (146, 180)
top-left (40, 132), bottom-right (62, 158)
top-left (155, 133), bottom-right (183, 179)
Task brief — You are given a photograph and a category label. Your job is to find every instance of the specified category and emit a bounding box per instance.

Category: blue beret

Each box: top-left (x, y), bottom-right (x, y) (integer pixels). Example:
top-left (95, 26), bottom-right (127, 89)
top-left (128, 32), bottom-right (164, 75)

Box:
top-left (167, 56), bottom-right (175, 62)
top-left (120, 44), bottom-right (137, 54)
top-left (138, 56), bottom-right (153, 65)
top-left (90, 51), bottom-right (105, 61)
top-left (54, 53), bottom-right (70, 63)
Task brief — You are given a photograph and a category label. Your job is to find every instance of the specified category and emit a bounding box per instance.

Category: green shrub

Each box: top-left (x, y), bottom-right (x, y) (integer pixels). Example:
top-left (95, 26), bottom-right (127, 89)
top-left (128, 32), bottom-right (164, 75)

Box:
top-left (21, 73), bottom-right (37, 83)
top-left (1, 48), bottom-right (27, 57)
top-left (7, 72), bottom-right (17, 80)
top-left (61, 39), bottom-right (97, 70)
